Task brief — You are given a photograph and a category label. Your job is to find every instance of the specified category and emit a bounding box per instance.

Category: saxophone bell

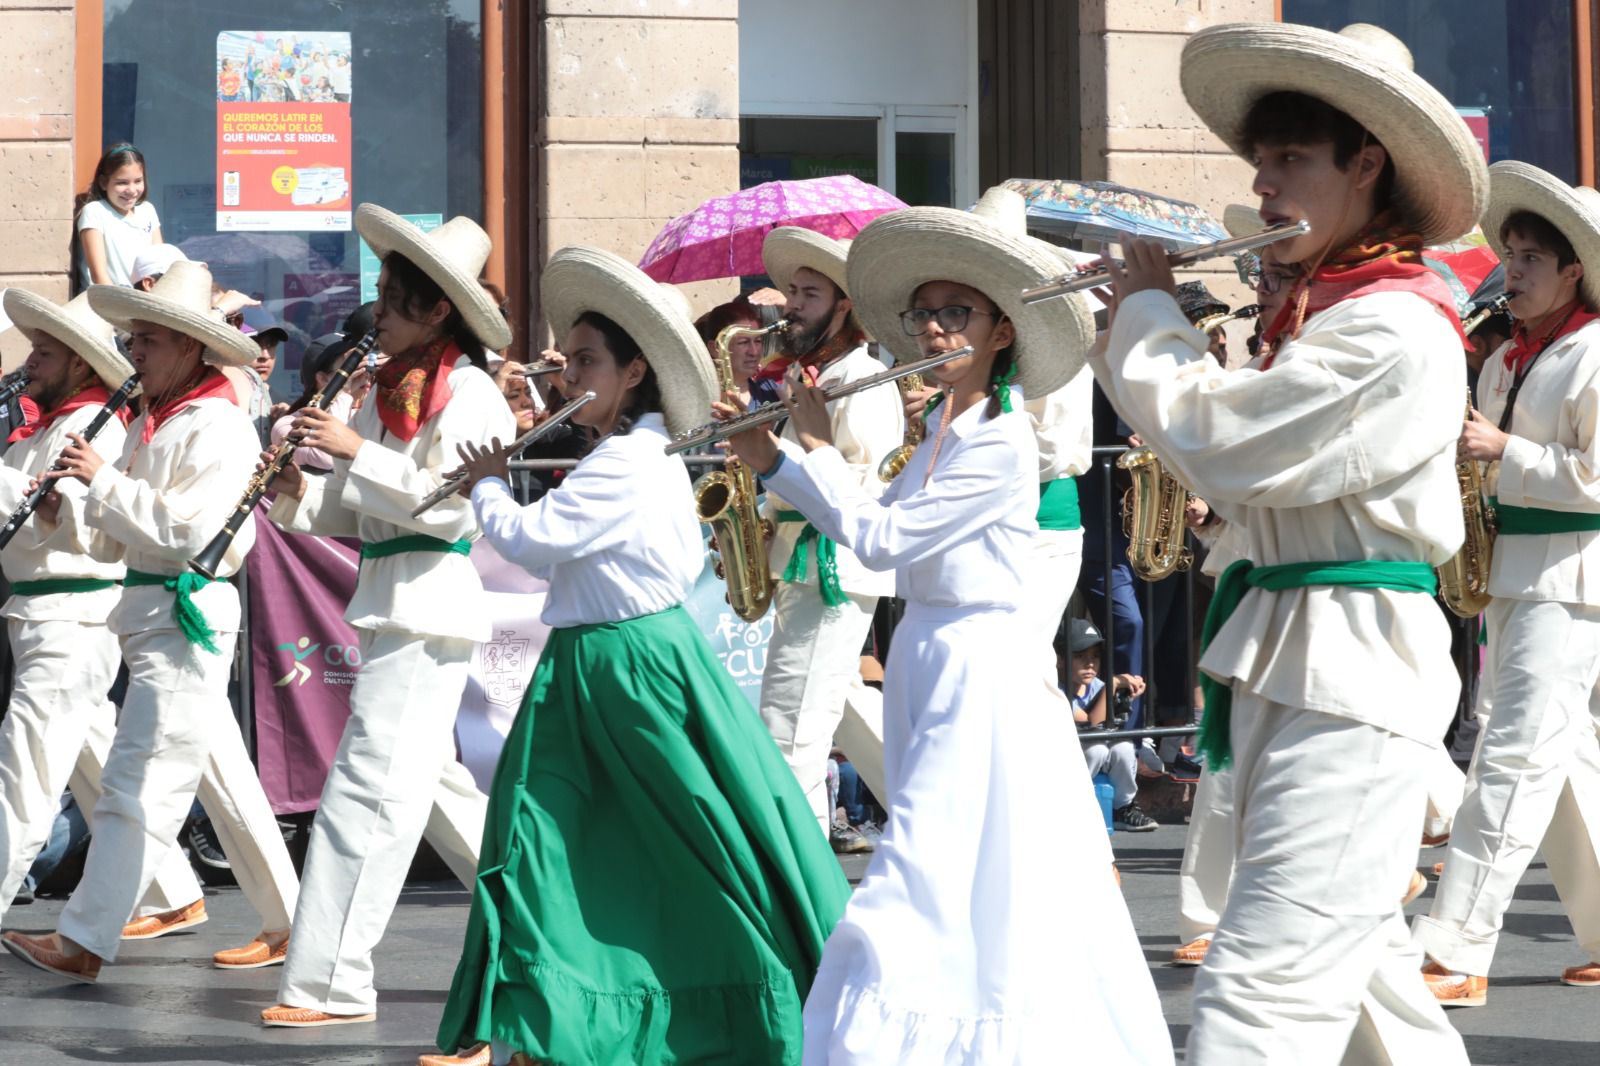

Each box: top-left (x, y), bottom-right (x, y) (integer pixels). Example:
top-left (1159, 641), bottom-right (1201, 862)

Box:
top-left (877, 371), bottom-right (928, 483)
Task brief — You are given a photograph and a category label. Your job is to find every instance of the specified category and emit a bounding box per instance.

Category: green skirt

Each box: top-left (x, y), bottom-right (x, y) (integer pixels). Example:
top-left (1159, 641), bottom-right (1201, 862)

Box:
top-left (436, 605), bottom-right (849, 1065)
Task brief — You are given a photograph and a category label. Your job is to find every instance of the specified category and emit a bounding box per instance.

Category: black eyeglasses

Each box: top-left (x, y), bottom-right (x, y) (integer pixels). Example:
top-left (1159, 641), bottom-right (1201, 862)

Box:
top-left (1242, 266), bottom-right (1295, 295)
top-left (899, 305), bottom-right (997, 337)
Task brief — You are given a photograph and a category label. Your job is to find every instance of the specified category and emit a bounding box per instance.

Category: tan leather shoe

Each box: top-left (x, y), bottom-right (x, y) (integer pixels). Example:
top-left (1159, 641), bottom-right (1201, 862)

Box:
top-left (1561, 962), bottom-right (1600, 987)
top-left (214, 932), bottom-right (289, 970)
top-left (1402, 869), bottom-right (1428, 906)
top-left (420, 1045), bottom-right (491, 1066)
top-left (1172, 937), bottom-right (1211, 966)
top-left (1422, 960), bottom-right (1487, 1007)
top-left (261, 1003), bottom-right (377, 1027)
top-left (122, 899), bottom-right (207, 941)
top-left (1, 931), bottom-right (103, 984)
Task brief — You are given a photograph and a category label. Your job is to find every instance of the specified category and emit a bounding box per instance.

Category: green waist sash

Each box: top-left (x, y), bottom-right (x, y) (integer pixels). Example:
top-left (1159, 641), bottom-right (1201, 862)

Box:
top-left (10, 578), bottom-right (119, 596)
top-left (1037, 477), bottom-right (1082, 532)
top-left (1488, 497), bottom-right (1600, 535)
top-left (359, 534), bottom-right (472, 561)
top-left (1197, 559), bottom-right (1439, 769)
top-left (776, 510), bottom-right (845, 608)
top-left (124, 569), bottom-right (224, 655)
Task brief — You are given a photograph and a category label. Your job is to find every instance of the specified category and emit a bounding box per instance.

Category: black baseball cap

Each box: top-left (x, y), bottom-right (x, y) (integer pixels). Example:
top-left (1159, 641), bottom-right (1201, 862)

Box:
top-left (1067, 617), bottom-right (1105, 654)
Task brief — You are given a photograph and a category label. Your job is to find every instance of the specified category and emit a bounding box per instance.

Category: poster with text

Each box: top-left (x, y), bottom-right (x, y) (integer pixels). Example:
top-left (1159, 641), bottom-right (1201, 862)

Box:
top-left (216, 30), bottom-right (353, 233)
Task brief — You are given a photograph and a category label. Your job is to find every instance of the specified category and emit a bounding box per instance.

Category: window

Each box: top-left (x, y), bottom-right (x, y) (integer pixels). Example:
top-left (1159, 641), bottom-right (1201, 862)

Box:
top-left (739, 116), bottom-right (879, 188)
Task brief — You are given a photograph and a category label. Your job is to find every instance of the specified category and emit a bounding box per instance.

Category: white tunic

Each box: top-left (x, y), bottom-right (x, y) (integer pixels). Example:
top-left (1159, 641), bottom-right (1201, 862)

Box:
top-left (469, 413), bottom-right (701, 627)
top-left (1027, 364), bottom-right (1094, 482)
top-left (268, 356), bottom-right (515, 642)
top-left (1478, 320), bottom-right (1600, 604)
top-left (1097, 289), bottom-right (1465, 746)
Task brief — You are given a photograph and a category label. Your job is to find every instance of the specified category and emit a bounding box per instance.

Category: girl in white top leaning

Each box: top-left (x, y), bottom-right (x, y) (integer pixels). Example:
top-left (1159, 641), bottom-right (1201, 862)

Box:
top-left (720, 206), bottom-right (1174, 1065)
top-left (75, 143), bottom-right (161, 290)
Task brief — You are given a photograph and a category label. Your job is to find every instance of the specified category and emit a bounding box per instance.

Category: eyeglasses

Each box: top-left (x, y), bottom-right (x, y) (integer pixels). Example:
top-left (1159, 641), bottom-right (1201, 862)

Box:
top-left (899, 305), bottom-right (996, 337)
top-left (1241, 266), bottom-right (1296, 295)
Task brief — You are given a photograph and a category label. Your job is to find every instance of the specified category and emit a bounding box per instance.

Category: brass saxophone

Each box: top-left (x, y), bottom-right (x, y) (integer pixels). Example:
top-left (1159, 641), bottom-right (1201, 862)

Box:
top-left (877, 372), bottom-right (926, 482)
top-left (1119, 446), bottom-right (1193, 580)
top-left (694, 320), bottom-right (788, 622)
top-left (1438, 390), bottom-right (1497, 618)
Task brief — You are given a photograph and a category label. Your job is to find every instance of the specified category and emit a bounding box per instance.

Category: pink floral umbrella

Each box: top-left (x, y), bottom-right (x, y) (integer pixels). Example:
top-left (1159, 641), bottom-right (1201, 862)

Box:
top-left (639, 174), bottom-right (906, 283)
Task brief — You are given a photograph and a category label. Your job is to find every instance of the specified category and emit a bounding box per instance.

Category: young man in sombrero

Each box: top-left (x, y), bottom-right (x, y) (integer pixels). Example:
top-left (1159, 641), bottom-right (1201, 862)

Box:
top-left (256, 205), bottom-right (515, 1028)
top-left (1, 261), bottom-right (301, 982)
top-left (756, 227), bottom-right (901, 834)
top-left (1096, 21), bottom-right (1486, 1063)
top-left (1413, 161), bottom-right (1600, 1004)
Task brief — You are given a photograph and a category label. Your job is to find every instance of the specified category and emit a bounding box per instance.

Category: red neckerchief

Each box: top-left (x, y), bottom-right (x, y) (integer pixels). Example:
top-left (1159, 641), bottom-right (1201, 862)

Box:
top-left (142, 368), bottom-right (238, 444)
top-left (375, 337), bottom-right (458, 442)
top-left (1258, 211), bottom-right (1463, 370)
top-left (754, 325), bottom-right (865, 388)
top-left (1503, 300), bottom-right (1597, 378)
top-left (7, 384), bottom-right (116, 444)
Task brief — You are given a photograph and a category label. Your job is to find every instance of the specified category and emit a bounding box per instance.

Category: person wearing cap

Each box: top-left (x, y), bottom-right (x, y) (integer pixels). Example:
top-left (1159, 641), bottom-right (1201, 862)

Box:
top-left (1096, 21), bottom-right (1487, 1063)
top-left (722, 206), bottom-right (1173, 1064)
top-left (129, 243), bottom-right (189, 292)
top-left (1064, 617), bottom-right (1157, 832)
top-left (754, 228), bottom-right (901, 834)
top-left (1412, 162), bottom-right (1600, 1004)
top-left (238, 306), bottom-right (289, 444)
top-left (416, 246), bottom-right (847, 1066)
top-left (255, 205), bottom-right (516, 1028)
top-left (0, 260), bottom-right (301, 983)
top-left (0, 289), bottom-right (210, 936)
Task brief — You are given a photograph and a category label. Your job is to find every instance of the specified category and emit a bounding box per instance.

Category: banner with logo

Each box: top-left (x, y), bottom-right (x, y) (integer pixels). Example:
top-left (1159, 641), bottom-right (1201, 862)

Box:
top-left (682, 548), bottom-right (772, 710)
top-left (456, 544), bottom-right (550, 791)
top-left (216, 30), bottom-right (353, 232)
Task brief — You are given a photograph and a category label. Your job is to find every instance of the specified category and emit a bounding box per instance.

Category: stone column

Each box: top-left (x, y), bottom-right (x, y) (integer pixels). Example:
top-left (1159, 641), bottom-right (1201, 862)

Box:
top-left (536, 1), bottom-right (741, 335)
top-left (0, 0), bottom-right (76, 368)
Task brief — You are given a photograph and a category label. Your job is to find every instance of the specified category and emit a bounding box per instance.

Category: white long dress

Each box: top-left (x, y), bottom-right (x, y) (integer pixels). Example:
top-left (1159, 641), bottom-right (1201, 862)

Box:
top-left (764, 385), bottom-right (1174, 1066)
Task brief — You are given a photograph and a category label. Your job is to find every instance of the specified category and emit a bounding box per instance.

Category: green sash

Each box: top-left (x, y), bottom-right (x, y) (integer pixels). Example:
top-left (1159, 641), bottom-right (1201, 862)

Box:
top-left (360, 534), bottom-right (472, 561)
top-left (1037, 477), bottom-right (1082, 531)
top-left (1196, 559), bottom-right (1439, 769)
top-left (9, 578), bottom-right (119, 596)
top-left (1488, 497), bottom-right (1600, 535)
top-left (776, 510), bottom-right (846, 608)
top-left (124, 569), bottom-right (224, 654)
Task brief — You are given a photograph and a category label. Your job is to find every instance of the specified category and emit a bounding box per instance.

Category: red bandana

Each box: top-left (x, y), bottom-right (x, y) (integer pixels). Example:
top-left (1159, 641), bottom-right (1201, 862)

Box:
top-left (142, 369), bottom-right (238, 444)
top-left (374, 338), bottom-right (458, 442)
top-left (1502, 300), bottom-right (1599, 378)
top-left (754, 326), bottom-right (865, 389)
top-left (1259, 212), bottom-right (1464, 370)
top-left (7, 384), bottom-right (119, 444)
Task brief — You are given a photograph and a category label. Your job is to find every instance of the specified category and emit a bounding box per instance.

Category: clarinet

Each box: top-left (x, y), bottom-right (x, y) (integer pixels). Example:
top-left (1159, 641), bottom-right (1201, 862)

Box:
top-left (0, 373), bottom-right (141, 551)
top-left (0, 370), bottom-right (31, 423)
top-left (188, 328), bottom-right (379, 578)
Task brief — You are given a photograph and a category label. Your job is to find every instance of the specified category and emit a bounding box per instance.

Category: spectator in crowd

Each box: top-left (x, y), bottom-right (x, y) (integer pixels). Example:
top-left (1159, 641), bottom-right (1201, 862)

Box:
top-left (270, 331), bottom-right (371, 474)
top-left (74, 143), bottom-right (160, 291)
top-left (240, 306), bottom-right (289, 443)
top-left (826, 750), bottom-right (883, 855)
top-left (693, 293), bottom-right (768, 410)
top-left (129, 244), bottom-right (188, 292)
top-left (1063, 619), bottom-right (1157, 832)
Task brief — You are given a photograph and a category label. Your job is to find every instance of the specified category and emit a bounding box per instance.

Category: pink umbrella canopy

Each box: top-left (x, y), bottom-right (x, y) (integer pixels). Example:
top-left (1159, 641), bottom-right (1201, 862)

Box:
top-left (639, 174), bottom-right (906, 283)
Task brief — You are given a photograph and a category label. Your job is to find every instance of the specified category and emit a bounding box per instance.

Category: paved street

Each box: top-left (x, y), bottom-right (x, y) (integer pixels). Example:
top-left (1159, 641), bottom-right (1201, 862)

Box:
top-left (0, 825), bottom-right (1596, 1064)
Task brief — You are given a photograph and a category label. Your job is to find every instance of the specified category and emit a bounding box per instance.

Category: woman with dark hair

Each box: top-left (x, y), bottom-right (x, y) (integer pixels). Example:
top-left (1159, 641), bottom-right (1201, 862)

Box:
top-left (423, 246), bottom-right (846, 1066)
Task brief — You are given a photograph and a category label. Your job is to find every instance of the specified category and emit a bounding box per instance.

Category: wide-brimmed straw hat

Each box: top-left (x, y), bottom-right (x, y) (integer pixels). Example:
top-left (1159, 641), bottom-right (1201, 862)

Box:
top-left (1222, 203), bottom-right (1266, 239)
top-left (88, 260), bottom-right (259, 368)
top-left (2, 289), bottom-right (135, 389)
top-left (846, 197), bottom-right (1094, 399)
top-left (762, 228), bottom-right (850, 295)
top-left (1481, 162), bottom-right (1600, 310)
top-left (354, 204), bottom-right (512, 352)
top-left (541, 246), bottom-right (716, 437)
top-left (1181, 22), bottom-right (1488, 245)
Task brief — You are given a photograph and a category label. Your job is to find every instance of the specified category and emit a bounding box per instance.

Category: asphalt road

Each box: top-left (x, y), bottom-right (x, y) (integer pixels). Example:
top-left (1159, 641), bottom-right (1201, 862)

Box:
top-left (0, 825), bottom-right (1595, 1064)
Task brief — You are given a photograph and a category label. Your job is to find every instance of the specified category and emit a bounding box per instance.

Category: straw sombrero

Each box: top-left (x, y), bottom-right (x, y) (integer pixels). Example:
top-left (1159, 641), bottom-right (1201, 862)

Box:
top-left (1222, 203), bottom-right (1266, 239)
top-left (2, 290), bottom-right (135, 389)
top-left (88, 260), bottom-right (258, 368)
top-left (1181, 22), bottom-right (1487, 245)
top-left (846, 203), bottom-right (1093, 399)
top-left (762, 228), bottom-right (851, 295)
top-left (354, 204), bottom-right (513, 352)
top-left (1481, 161), bottom-right (1600, 309)
top-left (541, 246), bottom-right (716, 437)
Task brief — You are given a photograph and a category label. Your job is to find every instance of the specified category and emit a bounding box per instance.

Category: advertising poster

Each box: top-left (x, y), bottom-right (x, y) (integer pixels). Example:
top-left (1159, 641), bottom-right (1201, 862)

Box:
top-left (216, 30), bottom-right (354, 233)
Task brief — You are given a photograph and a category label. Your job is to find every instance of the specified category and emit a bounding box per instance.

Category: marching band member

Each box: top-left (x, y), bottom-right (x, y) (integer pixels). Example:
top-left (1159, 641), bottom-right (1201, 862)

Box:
top-left (756, 228), bottom-right (901, 824)
top-left (1096, 21), bottom-right (1484, 1064)
top-left (1413, 161), bottom-right (1600, 1003)
top-left (723, 206), bottom-right (1173, 1064)
top-left (424, 247), bottom-right (846, 1066)
top-left (257, 206), bottom-right (515, 1027)
top-left (1, 261), bottom-right (299, 980)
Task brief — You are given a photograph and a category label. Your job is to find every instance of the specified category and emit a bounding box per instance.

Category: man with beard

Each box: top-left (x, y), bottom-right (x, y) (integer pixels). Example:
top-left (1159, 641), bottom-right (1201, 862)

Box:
top-left (752, 227), bottom-right (902, 837)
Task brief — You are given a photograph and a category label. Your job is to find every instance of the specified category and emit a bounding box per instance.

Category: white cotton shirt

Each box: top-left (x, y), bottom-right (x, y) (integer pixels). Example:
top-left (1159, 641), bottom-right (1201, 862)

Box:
top-left (1096, 288), bottom-right (1465, 746)
top-left (470, 413), bottom-right (703, 628)
top-left (1028, 363), bottom-right (1094, 482)
top-left (0, 403), bottom-right (127, 622)
top-left (765, 386), bottom-right (1038, 610)
top-left (268, 356), bottom-right (516, 643)
top-left (764, 342), bottom-right (902, 599)
top-left (1479, 320), bottom-right (1600, 605)
top-left (77, 199), bottom-right (160, 289)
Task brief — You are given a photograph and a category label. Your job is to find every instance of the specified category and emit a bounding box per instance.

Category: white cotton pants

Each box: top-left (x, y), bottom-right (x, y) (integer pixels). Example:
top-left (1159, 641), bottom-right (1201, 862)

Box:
top-left (1188, 694), bottom-right (1467, 1066)
top-left (278, 629), bottom-right (485, 1015)
top-left (1421, 742), bottom-right (1465, 841)
top-left (57, 626), bottom-right (298, 960)
top-left (1177, 764), bottom-right (1235, 944)
top-left (1083, 739), bottom-right (1139, 808)
top-left (760, 583), bottom-right (885, 830)
top-left (1413, 596), bottom-right (1600, 974)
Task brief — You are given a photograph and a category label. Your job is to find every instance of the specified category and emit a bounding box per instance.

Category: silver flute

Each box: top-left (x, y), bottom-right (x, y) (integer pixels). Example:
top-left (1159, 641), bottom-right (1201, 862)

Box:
top-left (411, 390), bottom-right (596, 517)
top-left (1019, 221), bottom-right (1312, 305)
top-left (519, 359), bottom-right (564, 377)
top-left (665, 345), bottom-right (974, 455)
